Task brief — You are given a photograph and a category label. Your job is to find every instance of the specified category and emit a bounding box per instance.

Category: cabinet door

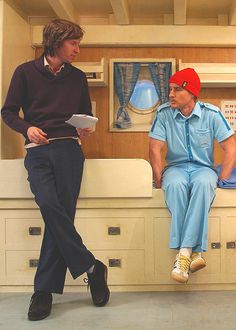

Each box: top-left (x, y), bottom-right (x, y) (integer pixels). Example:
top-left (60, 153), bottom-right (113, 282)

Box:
top-left (66, 209), bottom-right (147, 285)
top-left (5, 217), bottom-right (44, 250)
top-left (2, 210), bottom-right (43, 285)
top-left (0, 213), bottom-right (4, 283)
top-left (189, 216), bottom-right (221, 284)
top-left (5, 250), bottom-right (40, 285)
top-left (221, 210), bottom-right (236, 282)
top-left (154, 215), bottom-right (221, 284)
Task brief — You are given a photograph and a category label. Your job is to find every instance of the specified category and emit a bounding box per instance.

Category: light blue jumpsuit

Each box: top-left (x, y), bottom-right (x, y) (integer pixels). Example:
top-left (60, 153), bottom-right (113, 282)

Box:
top-left (149, 101), bottom-right (234, 252)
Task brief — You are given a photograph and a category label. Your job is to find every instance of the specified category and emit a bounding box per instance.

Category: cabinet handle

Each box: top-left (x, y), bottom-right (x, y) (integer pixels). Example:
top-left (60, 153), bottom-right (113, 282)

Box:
top-left (29, 227), bottom-right (41, 236)
top-left (29, 259), bottom-right (39, 268)
top-left (109, 259), bottom-right (121, 267)
top-left (108, 227), bottom-right (120, 235)
top-left (211, 242), bottom-right (221, 249)
top-left (226, 241), bottom-right (236, 249)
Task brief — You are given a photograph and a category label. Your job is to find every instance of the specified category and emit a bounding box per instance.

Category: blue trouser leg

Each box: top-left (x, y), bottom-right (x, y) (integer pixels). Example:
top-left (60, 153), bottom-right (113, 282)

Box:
top-left (35, 228), bottom-right (67, 294)
top-left (162, 164), bottom-right (218, 252)
top-left (181, 166), bottom-right (217, 251)
top-left (24, 140), bottom-right (95, 294)
top-left (162, 166), bottom-right (189, 248)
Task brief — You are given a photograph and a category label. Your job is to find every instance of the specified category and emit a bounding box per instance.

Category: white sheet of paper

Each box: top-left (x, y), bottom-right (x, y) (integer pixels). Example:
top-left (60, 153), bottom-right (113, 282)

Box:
top-left (65, 114), bottom-right (98, 128)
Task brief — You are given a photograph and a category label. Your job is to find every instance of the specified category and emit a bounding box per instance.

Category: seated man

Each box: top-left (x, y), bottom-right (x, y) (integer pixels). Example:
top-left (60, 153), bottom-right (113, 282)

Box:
top-left (149, 68), bottom-right (236, 283)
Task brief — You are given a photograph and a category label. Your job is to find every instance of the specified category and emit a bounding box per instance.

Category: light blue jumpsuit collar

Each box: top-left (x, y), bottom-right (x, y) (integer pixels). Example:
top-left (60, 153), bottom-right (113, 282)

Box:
top-left (172, 102), bottom-right (202, 119)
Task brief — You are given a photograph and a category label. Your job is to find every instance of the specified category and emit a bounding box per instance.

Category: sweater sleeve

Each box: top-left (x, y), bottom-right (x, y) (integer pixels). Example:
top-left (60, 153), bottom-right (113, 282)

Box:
top-left (79, 72), bottom-right (92, 116)
top-left (1, 65), bottom-right (32, 137)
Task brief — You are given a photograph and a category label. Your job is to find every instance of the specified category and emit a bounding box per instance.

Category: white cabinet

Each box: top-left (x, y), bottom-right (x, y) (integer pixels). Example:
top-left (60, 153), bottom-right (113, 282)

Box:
top-left (179, 59), bottom-right (236, 87)
top-left (0, 208), bottom-right (149, 288)
top-left (2, 199), bottom-right (236, 291)
top-left (0, 158), bottom-right (153, 291)
top-left (1, 158), bottom-right (236, 292)
top-left (72, 58), bottom-right (108, 87)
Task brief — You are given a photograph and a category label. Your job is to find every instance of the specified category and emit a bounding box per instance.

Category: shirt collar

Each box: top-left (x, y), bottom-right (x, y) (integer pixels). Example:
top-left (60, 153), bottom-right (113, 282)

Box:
top-left (173, 102), bottom-right (201, 119)
top-left (44, 56), bottom-right (65, 75)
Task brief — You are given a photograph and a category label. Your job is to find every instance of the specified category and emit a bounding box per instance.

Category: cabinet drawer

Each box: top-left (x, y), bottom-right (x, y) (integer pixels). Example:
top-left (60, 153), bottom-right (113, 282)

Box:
top-left (66, 250), bottom-right (145, 285)
top-left (6, 250), bottom-right (145, 286)
top-left (94, 250), bottom-right (145, 285)
top-left (75, 217), bottom-right (145, 249)
top-left (5, 218), bottom-right (44, 249)
top-left (5, 250), bottom-right (40, 285)
top-left (5, 216), bottom-right (145, 250)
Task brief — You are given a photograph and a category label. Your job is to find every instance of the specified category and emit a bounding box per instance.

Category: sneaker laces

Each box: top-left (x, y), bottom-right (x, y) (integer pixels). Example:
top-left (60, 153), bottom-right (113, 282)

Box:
top-left (191, 252), bottom-right (201, 260)
top-left (174, 254), bottom-right (191, 273)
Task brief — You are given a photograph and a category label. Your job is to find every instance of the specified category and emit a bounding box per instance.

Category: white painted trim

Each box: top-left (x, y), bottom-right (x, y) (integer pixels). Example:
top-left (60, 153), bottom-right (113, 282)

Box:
top-left (31, 25), bottom-right (236, 47)
top-left (48, 0), bottom-right (76, 22)
top-left (109, 0), bottom-right (130, 25)
top-left (230, 0), bottom-right (236, 26)
top-left (174, 0), bottom-right (187, 25)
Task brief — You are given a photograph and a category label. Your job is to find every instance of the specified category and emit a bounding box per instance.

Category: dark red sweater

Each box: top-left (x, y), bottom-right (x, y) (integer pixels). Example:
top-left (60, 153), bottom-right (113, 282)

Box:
top-left (1, 55), bottom-right (92, 143)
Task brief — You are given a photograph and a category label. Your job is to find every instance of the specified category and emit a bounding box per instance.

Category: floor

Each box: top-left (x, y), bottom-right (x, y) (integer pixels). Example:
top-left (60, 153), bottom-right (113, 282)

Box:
top-left (1, 291), bottom-right (236, 330)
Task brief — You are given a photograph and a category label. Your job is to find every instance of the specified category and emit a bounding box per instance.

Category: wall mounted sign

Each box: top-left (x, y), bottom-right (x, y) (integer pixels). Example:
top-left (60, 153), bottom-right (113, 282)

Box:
top-left (221, 100), bottom-right (236, 131)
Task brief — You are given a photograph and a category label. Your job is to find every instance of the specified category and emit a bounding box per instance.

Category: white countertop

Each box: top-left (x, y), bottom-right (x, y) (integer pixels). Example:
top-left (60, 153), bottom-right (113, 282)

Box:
top-left (0, 158), bottom-right (153, 198)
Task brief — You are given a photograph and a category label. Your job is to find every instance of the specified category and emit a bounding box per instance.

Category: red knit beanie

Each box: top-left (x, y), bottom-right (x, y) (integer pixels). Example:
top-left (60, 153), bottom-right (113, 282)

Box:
top-left (169, 68), bottom-right (201, 97)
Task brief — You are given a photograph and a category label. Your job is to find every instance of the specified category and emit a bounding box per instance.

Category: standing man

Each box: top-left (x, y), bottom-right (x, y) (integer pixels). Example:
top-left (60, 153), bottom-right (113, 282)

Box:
top-left (1, 19), bottom-right (109, 321)
top-left (149, 68), bottom-right (236, 283)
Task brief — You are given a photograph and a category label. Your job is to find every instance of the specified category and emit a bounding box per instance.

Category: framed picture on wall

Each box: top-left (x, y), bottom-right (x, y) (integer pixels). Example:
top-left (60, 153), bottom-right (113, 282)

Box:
top-left (109, 58), bottom-right (176, 132)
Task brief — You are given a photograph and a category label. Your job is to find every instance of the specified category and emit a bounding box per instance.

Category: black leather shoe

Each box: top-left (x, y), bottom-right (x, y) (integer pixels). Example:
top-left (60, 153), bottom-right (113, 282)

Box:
top-left (28, 291), bottom-right (52, 321)
top-left (87, 260), bottom-right (110, 307)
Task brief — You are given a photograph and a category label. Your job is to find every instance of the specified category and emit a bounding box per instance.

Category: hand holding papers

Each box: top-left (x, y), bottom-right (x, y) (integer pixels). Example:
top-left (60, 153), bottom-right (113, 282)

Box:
top-left (66, 114), bottom-right (98, 129)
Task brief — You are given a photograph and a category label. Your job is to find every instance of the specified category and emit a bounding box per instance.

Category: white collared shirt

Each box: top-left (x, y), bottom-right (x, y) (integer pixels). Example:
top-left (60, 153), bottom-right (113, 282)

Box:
top-left (44, 56), bottom-right (65, 75)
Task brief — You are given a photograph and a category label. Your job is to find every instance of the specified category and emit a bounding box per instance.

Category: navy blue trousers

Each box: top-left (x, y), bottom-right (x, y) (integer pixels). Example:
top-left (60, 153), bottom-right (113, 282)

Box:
top-left (24, 139), bottom-right (95, 294)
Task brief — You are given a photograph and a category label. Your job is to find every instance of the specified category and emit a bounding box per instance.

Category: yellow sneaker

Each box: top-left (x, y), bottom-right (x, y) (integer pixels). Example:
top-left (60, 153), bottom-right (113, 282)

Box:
top-left (190, 252), bottom-right (206, 273)
top-left (171, 253), bottom-right (191, 283)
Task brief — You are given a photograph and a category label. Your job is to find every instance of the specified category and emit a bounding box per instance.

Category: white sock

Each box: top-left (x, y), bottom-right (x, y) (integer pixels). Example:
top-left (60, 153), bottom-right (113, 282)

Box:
top-left (87, 265), bottom-right (95, 274)
top-left (180, 248), bottom-right (192, 258)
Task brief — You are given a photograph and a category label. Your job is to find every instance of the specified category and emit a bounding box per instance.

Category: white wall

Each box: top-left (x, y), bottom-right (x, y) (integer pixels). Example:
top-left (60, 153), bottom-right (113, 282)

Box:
top-left (1, 0), bottom-right (34, 159)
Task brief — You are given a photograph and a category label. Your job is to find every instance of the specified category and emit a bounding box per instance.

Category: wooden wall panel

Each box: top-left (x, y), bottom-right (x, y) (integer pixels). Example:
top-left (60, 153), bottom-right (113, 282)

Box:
top-left (35, 47), bottom-right (236, 166)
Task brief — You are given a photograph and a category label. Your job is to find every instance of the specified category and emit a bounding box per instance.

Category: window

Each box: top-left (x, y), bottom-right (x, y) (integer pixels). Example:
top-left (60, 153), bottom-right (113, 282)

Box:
top-left (128, 79), bottom-right (159, 114)
top-left (109, 58), bottom-right (176, 131)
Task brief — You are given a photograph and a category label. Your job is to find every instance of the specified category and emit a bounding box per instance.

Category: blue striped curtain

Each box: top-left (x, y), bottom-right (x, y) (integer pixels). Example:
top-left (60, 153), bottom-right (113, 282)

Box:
top-left (148, 63), bottom-right (172, 104)
top-left (114, 63), bottom-right (141, 129)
